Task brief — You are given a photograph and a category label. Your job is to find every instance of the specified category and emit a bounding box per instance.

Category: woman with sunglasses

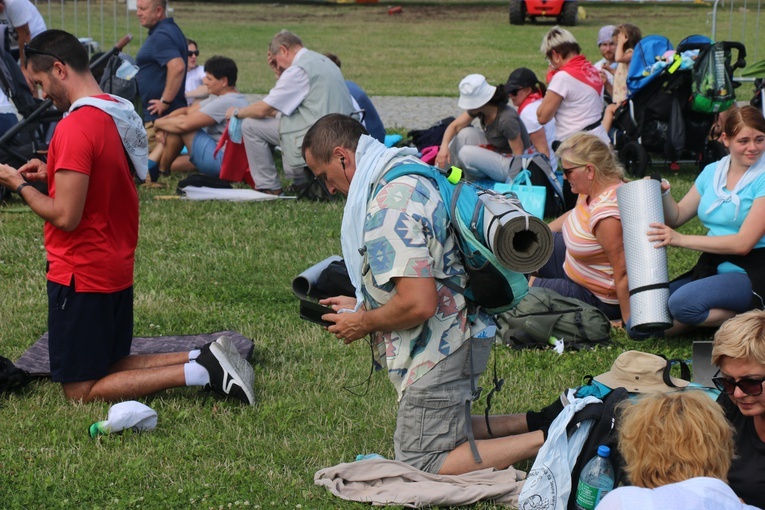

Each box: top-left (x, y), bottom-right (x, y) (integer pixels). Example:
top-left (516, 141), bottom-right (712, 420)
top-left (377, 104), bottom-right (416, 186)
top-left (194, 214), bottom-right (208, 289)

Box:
top-left (435, 74), bottom-right (531, 182)
top-left (536, 27), bottom-right (609, 146)
top-left (648, 106), bottom-right (765, 335)
top-left (711, 310), bottom-right (765, 508)
top-left (184, 38), bottom-right (207, 105)
top-left (505, 67), bottom-right (556, 169)
top-left (530, 132), bottom-right (631, 329)
top-left (597, 390), bottom-right (758, 510)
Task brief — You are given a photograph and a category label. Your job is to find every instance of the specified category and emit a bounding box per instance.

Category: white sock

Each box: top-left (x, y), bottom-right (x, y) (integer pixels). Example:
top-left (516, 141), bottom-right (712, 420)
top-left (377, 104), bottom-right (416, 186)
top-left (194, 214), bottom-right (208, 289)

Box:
top-left (184, 361), bottom-right (210, 387)
top-left (188, 349), bottom-right (201, 361)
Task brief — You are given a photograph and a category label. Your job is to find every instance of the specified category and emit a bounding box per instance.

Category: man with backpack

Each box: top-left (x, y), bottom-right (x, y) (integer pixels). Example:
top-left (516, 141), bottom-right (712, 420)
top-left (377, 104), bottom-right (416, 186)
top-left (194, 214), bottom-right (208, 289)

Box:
top-left (301, 113), bottom-right (544, 475)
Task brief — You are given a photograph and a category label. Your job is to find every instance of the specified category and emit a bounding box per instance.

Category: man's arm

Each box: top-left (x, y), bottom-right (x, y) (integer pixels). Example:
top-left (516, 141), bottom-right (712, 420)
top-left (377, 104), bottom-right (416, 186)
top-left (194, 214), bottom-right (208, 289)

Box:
top-left (154, 110), bottom-right (215, 134)
top-left (15, 24), bottom-right (35, 91)
top-left (226, 100), bottom-right (278, 120)
top-left (323, 277), bottom-right (438, 343)
top-left (15, 24), bottom-right (31, 63)
top-left (0, 161), bottom-right (89, 231)
top-left (147, 57), bottom-right (185, 117)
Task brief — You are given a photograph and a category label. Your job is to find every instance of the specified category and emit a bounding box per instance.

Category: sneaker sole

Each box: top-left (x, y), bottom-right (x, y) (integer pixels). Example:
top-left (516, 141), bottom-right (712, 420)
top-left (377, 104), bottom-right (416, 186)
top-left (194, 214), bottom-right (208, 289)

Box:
top-left (209, 342), bottom-right (256, 405)
top-left (215, 336), bottom-right (254, 390)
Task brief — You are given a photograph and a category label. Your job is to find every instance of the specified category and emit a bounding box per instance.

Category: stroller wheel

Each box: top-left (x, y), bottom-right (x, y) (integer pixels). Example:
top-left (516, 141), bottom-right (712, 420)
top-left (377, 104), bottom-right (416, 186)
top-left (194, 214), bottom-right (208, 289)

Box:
top-left (620, 142), bottom-right (649, 178)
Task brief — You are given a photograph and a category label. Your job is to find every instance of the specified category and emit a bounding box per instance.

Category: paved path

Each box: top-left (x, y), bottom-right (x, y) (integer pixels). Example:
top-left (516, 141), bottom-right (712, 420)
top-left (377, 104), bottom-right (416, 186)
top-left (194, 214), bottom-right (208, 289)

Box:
top-left (244, 94), bottom-right (459, 132)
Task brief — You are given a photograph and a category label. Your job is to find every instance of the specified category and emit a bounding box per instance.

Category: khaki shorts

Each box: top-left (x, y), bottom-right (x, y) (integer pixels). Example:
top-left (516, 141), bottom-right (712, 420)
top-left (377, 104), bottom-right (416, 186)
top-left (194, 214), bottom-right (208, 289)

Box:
top-left (393, 336), bottom-right (492, 473)
top-left (144, 121), bottom-right (157, 152)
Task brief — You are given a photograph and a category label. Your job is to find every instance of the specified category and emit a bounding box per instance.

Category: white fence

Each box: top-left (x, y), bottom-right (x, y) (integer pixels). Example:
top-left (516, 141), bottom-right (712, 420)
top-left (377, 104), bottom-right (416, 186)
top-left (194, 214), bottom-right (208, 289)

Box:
top-left (34, 0), bottom-right (148, 55)
top-left (711, 0), bottom-right (765, 64)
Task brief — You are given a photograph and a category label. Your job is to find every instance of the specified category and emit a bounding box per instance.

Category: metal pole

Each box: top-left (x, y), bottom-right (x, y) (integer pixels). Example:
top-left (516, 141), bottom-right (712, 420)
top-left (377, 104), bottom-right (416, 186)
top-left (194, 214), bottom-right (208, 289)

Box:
top-left (100, 0), bottom-right (104, 48)
top-left (755, 0), bottom-right (762, 61)
top-left (711, 0), bottom-right (721, 41)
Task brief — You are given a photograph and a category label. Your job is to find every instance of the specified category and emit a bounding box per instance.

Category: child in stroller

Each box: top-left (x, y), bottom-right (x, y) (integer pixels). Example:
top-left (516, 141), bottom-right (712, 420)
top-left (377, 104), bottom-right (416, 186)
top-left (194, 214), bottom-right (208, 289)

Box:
top-left (611, 34), bottom-right (745, 177)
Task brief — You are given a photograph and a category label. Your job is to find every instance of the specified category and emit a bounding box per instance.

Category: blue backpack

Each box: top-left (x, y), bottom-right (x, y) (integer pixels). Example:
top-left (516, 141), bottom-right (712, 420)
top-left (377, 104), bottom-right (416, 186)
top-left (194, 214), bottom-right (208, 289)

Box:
top-left (375, 163), bottom-right (530, 314)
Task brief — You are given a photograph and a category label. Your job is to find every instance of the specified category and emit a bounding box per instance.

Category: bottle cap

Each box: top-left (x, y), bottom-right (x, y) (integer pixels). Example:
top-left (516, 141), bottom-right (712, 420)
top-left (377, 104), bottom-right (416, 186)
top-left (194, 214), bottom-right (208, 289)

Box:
top-left (597, 445), bottom-right (611, 457)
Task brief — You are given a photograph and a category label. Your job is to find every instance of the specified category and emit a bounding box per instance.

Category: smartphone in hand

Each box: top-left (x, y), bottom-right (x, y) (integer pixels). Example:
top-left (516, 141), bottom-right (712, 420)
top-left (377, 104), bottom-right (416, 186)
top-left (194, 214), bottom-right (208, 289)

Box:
top-left (299, 299), bottom-right (335, 327)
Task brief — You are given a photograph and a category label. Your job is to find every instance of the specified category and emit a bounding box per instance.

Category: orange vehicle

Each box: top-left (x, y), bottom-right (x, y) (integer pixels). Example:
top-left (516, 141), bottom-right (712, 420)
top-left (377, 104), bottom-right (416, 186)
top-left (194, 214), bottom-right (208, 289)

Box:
top-left (509, 0), bottom-right (578, 26)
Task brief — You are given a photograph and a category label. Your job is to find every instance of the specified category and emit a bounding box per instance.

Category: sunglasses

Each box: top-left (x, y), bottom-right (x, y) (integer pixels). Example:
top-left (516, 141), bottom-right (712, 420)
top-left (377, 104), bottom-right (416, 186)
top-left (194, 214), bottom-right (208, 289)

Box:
top-left (508, 89), bottom-right (520, 96)
top-left (188, 50), bottom-right (200, 57)
top-left (23, 43), bottom-right (65, 65)
top-left (712, 370), bottom-right (765, 396)
top-left (561, 164), bottom-right (586, 178)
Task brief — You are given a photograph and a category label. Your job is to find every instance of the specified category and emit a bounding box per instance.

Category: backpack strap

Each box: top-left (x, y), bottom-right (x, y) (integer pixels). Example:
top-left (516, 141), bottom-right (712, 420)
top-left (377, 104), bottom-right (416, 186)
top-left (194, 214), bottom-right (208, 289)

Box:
top-left (663, 358), bottom-right (691, 387)
top-left (484, 340), bottom-right (505, 436)
top-left (464, 337), bottom-right (483, 465)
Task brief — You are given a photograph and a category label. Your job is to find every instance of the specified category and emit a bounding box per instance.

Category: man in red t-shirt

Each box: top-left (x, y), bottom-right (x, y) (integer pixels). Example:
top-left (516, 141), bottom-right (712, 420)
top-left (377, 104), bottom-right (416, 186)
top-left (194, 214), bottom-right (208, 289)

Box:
top-left (0, 29), bottom-right (254, 404)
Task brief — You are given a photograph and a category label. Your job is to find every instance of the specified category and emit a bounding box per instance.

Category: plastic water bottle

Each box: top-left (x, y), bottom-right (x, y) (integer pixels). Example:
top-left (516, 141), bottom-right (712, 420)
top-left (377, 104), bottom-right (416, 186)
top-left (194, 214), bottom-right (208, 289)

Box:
top-left (575, 445), bottom-right (615, 510)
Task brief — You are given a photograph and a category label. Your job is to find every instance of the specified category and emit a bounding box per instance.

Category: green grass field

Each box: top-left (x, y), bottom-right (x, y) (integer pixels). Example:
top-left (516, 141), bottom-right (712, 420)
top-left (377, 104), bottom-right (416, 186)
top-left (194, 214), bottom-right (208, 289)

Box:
top-left (43, 1), bottom-right (765, 96)
top-left (0, 2), bottom-right (740, 508)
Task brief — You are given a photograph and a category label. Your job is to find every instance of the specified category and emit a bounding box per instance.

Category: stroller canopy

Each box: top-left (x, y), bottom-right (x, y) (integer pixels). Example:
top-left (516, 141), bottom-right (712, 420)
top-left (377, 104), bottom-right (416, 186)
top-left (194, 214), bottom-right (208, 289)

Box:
top-left (627, 35), bottom-right (674, 96)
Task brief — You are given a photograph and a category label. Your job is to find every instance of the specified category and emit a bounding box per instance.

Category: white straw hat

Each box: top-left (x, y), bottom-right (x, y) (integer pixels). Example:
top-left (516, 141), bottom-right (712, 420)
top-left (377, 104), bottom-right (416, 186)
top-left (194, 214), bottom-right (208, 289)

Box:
top-left (458, 74), bottom-right (496, 110)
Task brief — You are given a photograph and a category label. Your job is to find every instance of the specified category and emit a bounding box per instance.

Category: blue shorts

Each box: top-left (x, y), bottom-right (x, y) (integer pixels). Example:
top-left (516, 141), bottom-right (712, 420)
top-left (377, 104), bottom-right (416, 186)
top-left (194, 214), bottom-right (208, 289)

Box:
top-left (190, 130), bottom-right (224, 177)
top-left (47, 279), bottom-right (133, 383)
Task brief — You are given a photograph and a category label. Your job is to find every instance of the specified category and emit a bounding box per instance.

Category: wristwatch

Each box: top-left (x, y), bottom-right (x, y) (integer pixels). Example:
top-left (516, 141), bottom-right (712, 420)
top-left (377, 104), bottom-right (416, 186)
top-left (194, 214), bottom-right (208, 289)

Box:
top-left (160, 97), bottom-right (171, 105)
top-left (16, 182), bottom-right (31, 195)
top-left (660, 178), bottom-right (671, 197)
top-left (232, 109), bottom-right (240, 119)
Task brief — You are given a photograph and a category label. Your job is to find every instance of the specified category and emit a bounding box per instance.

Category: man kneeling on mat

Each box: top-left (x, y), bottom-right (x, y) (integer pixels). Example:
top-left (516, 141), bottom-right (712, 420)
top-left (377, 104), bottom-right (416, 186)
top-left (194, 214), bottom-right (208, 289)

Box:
top-left (301, 113), bottom-right (544, 474)
top-left (0, 30), bottom-right (254, 405)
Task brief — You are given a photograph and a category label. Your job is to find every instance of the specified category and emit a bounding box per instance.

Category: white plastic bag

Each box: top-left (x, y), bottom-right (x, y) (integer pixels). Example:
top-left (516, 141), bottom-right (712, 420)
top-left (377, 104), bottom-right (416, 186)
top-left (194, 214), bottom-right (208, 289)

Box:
top-left (89, 401), bottom-right (158, 437)
top-left (518, 390), bottom-right (601, 510)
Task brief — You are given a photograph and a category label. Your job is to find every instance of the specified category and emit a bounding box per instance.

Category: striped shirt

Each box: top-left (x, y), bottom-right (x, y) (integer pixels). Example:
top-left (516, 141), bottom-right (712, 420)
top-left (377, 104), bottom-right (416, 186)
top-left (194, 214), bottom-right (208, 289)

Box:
top-left (562, 184), bottom-right (623, 304)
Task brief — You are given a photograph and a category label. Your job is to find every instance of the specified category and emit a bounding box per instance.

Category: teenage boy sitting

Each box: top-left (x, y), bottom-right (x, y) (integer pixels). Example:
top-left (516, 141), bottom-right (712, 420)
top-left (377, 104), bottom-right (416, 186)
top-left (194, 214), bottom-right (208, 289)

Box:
top-left (153, 55), bottom-right (248, 177)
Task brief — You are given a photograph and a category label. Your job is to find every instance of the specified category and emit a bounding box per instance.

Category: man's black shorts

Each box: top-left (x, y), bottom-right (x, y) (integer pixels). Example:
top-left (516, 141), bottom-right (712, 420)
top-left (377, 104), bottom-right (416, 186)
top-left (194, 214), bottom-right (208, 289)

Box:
top-left (47, 279), bottom-right (133, 383)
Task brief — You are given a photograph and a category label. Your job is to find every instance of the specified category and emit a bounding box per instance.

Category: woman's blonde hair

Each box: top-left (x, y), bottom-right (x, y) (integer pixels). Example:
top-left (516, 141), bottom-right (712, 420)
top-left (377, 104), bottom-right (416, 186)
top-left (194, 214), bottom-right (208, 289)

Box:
top-left (618, 391), bottom-right (734, 488)
top-left (556, 132), bottom-right (624, 185)
top-left (540, 26), bottom-right (581, 59)
top-left (712, 309), bottom-right (765, 367)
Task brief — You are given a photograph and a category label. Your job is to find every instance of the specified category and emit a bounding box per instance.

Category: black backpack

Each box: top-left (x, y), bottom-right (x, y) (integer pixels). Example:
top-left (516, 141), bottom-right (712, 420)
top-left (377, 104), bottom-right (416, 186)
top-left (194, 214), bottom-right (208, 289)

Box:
top-left (0, 355), bottom-right (31, 396)
top-left (98, 53), bottom-right (138, 103)
top-left (407, 116), bottom-right (455, 151)
top-left (508, 154), bottom-right (577, 218)
top-left (566, 386), bottom-right (630, 509)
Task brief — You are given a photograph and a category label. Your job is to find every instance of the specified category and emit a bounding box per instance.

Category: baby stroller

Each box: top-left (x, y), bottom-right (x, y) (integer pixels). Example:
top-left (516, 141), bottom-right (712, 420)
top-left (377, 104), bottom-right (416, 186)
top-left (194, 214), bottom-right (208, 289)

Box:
top-left (611, 34), bottom-right (746, 177)
top-left (0, 26), bottom-right (62, 202)
top-left (0, 34), bottom-right (134, 202)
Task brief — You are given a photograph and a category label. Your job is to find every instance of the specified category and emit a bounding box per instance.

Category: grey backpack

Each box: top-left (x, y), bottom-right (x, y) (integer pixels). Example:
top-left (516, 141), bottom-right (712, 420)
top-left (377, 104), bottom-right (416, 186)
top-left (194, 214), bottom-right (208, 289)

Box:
top-left (496, 287), bottom-right (612, 350)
